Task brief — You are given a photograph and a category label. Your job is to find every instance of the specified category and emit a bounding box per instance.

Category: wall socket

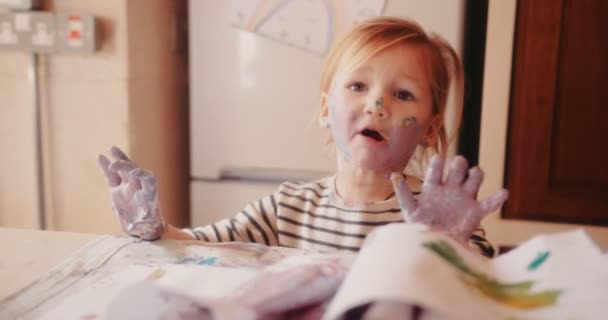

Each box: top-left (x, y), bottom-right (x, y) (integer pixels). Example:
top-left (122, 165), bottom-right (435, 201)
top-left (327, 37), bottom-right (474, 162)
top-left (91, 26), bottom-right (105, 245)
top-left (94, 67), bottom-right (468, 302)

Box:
top-left (0, 12), bottom-right (21, 49)
top-left (0, 0), bottom-right (40, 10)
top-left (55, 13), bottom-right (97, 53)
top-left (20, 11), bottom-right (56, 53)
top-left (0, 11), bottom-right (97, 53)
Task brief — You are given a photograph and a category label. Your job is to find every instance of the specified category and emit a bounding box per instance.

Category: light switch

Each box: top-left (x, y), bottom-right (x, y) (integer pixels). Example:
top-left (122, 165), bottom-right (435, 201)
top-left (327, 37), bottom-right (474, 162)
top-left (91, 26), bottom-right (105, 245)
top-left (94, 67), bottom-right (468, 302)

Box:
top-left (55, 13), bottom-right (97, 53)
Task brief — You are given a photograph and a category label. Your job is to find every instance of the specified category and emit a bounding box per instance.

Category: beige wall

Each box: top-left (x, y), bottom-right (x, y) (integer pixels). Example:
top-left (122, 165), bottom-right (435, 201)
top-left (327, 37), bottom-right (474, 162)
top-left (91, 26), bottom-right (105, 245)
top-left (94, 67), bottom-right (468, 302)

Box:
top-left (479, 0), bottom-right (608, 250)
top-left (0, 0), bottom-right (188, 233)
top-left (0, 53), bottom-right (39, 228)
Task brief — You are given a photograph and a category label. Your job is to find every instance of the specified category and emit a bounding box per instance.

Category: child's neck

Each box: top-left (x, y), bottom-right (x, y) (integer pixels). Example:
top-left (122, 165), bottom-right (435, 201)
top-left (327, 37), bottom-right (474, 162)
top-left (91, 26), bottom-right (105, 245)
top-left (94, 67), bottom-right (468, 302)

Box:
top-left (335, 168), bottom-right (397, 204)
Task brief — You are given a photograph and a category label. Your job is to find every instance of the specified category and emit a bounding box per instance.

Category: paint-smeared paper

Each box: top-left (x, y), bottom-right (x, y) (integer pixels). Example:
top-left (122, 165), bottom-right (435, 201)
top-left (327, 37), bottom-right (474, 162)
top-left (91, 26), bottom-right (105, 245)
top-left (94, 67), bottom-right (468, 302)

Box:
top-left (2, 225), bottom-right (607, 320)
top-left (324, 224), bottom-right (608, 320)
top-left (0, 236), bottom-right (351, 320)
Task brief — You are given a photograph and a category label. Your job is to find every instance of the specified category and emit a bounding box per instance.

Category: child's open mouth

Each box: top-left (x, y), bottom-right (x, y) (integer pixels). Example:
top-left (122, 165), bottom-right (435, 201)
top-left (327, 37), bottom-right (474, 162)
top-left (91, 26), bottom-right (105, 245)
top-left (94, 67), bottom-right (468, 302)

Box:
top-left (360, 128), bottom-right (385, 143)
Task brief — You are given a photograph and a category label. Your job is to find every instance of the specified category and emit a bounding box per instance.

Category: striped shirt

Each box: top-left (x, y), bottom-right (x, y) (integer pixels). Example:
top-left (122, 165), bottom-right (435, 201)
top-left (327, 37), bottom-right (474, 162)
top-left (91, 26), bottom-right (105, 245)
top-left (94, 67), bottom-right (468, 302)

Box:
top-left (184, 176), bottom-right (495, 257)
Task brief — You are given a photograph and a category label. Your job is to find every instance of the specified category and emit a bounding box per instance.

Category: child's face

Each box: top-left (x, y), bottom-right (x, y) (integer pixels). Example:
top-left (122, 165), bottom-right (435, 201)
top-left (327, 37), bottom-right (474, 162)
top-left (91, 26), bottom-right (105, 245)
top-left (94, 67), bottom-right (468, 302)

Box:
top-left (321, 44), bottom-right (438, 172)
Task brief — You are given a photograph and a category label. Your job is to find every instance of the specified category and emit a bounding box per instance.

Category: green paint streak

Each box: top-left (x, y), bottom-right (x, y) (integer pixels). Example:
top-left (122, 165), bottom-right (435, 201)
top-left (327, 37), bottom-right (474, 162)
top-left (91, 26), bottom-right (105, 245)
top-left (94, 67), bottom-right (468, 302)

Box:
top-left (423, 240), bottom-right (562, 309)
top-left (400, 116), bottom-right (417, 128)
top-left (527, 251), bottom-right (550, 271)
top-left (375, 97), bottom-right (383, 108)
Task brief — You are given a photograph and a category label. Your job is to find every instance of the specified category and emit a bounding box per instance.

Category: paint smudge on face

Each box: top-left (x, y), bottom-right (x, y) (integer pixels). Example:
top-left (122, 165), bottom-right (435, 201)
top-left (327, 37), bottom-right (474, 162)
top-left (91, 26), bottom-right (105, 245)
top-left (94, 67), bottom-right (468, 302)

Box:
top-left (400, 116), bottom-right (417, 128)
top-left (374, 97), bottom-right (383, 108)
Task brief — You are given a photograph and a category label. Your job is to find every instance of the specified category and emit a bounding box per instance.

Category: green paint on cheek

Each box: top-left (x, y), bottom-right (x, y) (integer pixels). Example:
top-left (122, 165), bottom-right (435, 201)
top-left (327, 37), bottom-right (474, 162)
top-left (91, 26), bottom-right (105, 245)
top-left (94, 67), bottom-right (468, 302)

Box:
top-left (375, 97), bottom-right (383, 108)
top-left (400, 116), bottom-right (417, 128)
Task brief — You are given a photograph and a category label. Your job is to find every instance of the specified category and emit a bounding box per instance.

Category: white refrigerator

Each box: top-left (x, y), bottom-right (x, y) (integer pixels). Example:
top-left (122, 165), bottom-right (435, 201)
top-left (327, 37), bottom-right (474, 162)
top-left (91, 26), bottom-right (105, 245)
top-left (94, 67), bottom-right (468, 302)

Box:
top-left (188, 0), bottom-right (466, 227)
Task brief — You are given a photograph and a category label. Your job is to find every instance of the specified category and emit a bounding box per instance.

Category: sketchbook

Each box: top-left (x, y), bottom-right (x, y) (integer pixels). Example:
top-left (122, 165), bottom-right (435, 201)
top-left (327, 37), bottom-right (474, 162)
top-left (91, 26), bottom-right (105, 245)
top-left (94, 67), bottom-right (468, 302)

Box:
top-left (1, 223), bottom-right (607, 320)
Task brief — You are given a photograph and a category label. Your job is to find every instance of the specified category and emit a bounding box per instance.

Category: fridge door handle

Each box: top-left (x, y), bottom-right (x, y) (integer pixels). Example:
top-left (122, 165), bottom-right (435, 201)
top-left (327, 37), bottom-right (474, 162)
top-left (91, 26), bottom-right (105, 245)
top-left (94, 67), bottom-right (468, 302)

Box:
top-left (217, 167), bottom-right (331, 183)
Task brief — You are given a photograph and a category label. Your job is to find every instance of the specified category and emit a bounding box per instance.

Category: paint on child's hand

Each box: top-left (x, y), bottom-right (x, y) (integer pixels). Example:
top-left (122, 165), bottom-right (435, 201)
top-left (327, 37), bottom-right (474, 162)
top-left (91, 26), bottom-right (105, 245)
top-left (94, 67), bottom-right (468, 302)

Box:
top-left (375, 97), bottom-right (383, 108)
top-left (527, 251), bottom-right (550, 271)
top-left (400, 116), bottom-right (417, 128)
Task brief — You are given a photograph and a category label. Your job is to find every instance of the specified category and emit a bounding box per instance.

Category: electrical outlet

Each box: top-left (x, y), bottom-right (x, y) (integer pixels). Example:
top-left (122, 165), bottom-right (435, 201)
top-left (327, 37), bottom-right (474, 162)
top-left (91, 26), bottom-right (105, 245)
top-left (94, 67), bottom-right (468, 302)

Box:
top-left (22, 12), bottom-right (56, 53)
top-left (0, 11), bottom-right (98, 54)
top-left (55, 13), bottom-right (97, 53)
top-left (0, 0), bottom-right (40, 10)
top-left (0, 12), bottom-right (19, 49)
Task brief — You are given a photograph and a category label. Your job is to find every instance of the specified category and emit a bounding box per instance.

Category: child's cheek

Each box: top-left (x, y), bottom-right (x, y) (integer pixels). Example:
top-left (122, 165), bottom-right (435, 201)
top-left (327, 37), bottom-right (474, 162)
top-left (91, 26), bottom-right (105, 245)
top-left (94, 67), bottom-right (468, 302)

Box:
top-left (328, 93), bottom-right (358, 129)
top-left (399, 116), bottom-right (417, 128)
top-left (390, 116), bottom-right (423, 149)
top-left (327, 99), bottom-right (355, 158)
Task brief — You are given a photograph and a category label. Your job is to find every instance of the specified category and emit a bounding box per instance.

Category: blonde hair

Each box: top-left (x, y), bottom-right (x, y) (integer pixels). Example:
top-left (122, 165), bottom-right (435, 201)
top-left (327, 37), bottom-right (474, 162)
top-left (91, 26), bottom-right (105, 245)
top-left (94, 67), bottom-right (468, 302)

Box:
top-left (320, 16), bottom-right (464, 166)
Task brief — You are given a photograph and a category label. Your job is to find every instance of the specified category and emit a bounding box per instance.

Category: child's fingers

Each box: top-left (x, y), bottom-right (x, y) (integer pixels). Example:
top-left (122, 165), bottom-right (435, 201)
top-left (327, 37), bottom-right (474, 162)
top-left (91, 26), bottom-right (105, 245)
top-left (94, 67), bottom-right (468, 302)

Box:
top-left (109, 159), bottom-right (138, 174)
top-left (463, 166), bottom-right (484, 197)
top-left (109, 160), bottom-right (138, 187)
top-left (479, 189), bottom-right (509, 214)
top-left (110, 145), bottom-right (130, 161)
top-left (140, 175), bottom-right (157, 194)
top-left (98, 155), bottom-right (121, 187)
top-left (445, 156), bottom-right (468, 187)
top-left (133, 169), bottom-right (158, 201)
top-left (131, 167), bottom-right (155, 180)
top-left (125, 174), bottom-right (142, 199)
top-left (111, 193), bottom-right (132, 224)
top-left (422, 155), bottom-right (444, 188)
top-left (390, 172), bottom-right (417, 220)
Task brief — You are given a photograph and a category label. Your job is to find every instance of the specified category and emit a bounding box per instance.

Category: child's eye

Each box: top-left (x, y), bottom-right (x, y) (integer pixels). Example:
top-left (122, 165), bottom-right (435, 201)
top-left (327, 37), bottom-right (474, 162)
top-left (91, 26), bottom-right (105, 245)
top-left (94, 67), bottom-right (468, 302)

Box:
top-left (348, 82), bottom-right (366, 92)
top-left (395, 90), bottom-right (415, 101)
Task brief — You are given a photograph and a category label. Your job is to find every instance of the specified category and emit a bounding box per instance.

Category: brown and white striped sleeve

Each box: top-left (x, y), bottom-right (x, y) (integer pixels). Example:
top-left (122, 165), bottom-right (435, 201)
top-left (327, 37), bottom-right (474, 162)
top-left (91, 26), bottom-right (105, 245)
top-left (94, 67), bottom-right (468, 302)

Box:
top-left (468, 225), bottom-right (495, 258)
top-left (183, 194), bottom-right (279, 246)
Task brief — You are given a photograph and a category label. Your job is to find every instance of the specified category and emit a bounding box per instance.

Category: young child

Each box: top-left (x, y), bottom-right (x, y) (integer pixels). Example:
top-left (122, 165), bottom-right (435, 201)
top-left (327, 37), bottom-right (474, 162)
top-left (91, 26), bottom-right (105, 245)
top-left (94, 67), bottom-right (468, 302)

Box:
top-left (98, 16), bottom-right (508, 258)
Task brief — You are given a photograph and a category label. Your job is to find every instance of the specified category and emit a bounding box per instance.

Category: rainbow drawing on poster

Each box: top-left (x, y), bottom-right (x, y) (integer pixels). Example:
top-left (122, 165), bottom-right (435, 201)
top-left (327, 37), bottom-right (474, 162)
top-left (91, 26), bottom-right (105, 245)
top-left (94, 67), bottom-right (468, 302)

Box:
top-left (230, 0), bottom-right (386, 55)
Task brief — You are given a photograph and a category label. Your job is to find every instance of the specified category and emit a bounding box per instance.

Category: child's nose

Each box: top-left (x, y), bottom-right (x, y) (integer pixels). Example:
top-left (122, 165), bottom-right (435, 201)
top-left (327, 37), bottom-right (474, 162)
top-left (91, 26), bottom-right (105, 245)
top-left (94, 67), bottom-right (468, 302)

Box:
top-left (364, 96), bottom-right (387, 117)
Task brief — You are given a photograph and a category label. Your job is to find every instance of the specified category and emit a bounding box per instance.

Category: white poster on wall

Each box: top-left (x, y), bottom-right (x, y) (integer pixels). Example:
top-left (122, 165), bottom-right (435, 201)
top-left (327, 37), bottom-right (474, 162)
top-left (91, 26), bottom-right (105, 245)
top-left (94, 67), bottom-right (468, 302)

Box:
top-left (231, 0), bottom-right (386, 55)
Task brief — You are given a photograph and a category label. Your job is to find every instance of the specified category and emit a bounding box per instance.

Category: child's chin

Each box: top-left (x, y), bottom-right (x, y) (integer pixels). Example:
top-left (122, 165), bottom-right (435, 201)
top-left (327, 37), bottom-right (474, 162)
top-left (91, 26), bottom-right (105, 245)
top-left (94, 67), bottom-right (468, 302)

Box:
top-left (351, 156), bottom-right (395, 171)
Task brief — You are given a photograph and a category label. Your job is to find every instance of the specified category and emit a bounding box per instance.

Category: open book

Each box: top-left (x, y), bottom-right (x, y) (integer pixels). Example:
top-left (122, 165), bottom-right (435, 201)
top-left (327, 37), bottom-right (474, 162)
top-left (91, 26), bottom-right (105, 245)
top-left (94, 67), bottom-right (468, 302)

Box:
top-left (2, 224), bottom-right (607, 319)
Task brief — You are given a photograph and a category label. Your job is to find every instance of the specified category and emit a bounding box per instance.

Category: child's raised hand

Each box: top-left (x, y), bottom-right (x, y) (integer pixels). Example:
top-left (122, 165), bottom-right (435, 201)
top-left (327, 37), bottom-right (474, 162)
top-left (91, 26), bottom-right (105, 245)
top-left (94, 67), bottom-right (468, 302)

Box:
top-left (390, 155), bottom-right (509, 245)
top-left (98, 146), bottom-right (165, 240)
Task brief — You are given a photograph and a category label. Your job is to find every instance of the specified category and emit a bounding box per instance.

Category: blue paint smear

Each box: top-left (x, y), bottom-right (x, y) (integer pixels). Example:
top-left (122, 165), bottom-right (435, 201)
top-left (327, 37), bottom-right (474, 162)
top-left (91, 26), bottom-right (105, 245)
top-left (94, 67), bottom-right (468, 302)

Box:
top-left (177, 256), bottom-right (218, 266)
top-left (527, 251), bottom-right (550, 271)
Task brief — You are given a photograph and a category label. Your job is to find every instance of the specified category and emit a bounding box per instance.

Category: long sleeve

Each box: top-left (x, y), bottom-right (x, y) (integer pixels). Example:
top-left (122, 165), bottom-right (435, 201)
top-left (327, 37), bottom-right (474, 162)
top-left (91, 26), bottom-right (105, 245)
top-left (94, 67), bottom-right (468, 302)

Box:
top-left (468, 225), bottom-right (495, 258)
top-left (183, 194), bottom-right (279, 246)
top-left (183, 177), bottom-right (498, 257)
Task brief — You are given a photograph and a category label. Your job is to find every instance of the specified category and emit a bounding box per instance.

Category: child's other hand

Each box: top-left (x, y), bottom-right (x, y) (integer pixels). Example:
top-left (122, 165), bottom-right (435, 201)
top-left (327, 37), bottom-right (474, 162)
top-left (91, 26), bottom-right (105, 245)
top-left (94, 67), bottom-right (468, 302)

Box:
top-left (98, 146), bottom-right (165, 240)
top-left (390, 155), bottom-right (509, 244)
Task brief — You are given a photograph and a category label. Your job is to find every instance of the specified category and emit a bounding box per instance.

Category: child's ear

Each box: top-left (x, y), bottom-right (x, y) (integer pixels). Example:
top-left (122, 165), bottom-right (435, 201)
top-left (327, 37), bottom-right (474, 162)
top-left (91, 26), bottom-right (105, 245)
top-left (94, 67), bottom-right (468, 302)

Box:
top-left (319, 92), bottom-right (330, 128)
top-left (421, 115), bottom-right (441, 147)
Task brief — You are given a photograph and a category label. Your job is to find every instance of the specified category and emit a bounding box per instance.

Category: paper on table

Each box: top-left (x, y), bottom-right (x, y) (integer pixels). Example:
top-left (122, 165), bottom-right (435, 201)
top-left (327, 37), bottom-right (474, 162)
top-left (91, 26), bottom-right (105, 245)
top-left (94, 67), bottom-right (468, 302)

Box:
top-left (3, 224), bottom-right (607, 320)
top-left (324, 224), bottom-right (608, 320)
top-left (0, 235), bottom-right (334, 320)
top-left (102, 224), bottom-right (608, 320)
top-left (106, 253), bottom-right (353, 320)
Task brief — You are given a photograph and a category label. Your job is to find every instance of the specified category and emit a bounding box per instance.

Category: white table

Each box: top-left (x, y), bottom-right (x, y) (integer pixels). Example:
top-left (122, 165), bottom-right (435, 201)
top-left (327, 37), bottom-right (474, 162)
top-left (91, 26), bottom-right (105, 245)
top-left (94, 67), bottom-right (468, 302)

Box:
top-left (0, 228), bottom-right (100, 300)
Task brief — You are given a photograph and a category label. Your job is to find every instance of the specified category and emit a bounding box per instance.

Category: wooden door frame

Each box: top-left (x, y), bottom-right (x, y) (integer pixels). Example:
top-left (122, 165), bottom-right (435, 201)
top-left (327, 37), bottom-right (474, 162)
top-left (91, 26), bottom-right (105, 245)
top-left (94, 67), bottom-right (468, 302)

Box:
top-left (477, 0), bottom-right (608, 250)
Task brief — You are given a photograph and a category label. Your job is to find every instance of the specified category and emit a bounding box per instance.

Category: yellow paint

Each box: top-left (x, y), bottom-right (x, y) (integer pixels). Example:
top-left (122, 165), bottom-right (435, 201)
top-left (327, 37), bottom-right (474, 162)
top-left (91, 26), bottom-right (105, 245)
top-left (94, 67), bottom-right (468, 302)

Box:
top-left (145, 268), bottom-right (166, 281)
